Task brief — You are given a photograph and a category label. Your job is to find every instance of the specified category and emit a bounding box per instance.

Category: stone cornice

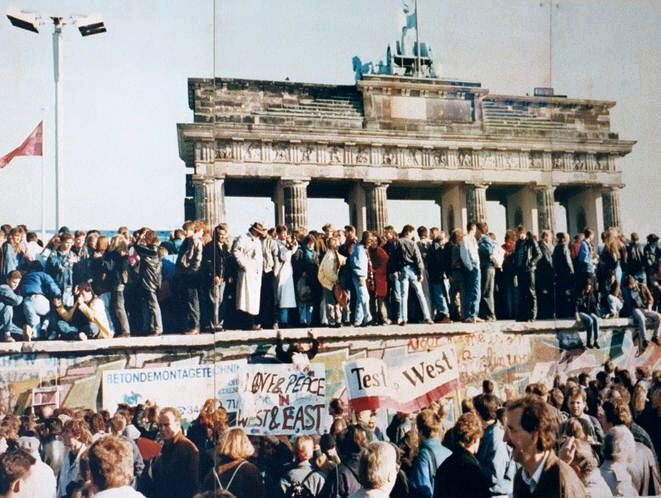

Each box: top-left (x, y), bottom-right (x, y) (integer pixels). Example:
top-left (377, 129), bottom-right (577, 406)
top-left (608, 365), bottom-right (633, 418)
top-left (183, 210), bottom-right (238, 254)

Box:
top-left (177, 123), bottom-right (634, 150)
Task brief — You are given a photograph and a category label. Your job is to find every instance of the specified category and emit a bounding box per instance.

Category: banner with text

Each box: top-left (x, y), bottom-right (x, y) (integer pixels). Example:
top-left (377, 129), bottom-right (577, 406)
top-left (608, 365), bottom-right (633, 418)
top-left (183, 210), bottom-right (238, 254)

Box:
top-left (236, 363), bottom-right (326, 435)
top-left (344, 345), bottom-right (459, 412)
top-left (102, 361), bottom-right (245, 421)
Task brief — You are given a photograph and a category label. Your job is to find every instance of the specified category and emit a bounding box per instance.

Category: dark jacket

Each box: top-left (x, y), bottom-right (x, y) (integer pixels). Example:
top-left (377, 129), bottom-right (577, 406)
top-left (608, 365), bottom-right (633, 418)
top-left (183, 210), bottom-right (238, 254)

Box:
top-left (433, 447), bottom-right (491, 498)
top-left (514, 238), bottom-right (542, 273)
top-left (575, 291), bottom-right (599, 315)
top-left (318, 453), bottom-right (362, 498)
top-left (626, 242), bottom-right (645, 275)
top-left (103, 251), bottom-right (130, 291)
top-left (151, 433), bottom-right (200, 498)
top-left (134, 244), bottom-right (162, 292)
top-left (201, 240), bottom-right (230, 284)
top-left (426, 242), bottom-right (448, 284)
top-left (202, 457), bottom-right (264, 498)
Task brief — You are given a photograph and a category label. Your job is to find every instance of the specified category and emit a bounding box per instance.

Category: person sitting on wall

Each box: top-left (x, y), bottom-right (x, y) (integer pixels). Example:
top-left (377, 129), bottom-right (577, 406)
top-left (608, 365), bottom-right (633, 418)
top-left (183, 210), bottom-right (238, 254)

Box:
top-left (275, 329), bottom-right (319, 369)
top-left (53, 282), bottom-right (112, 341)
top-left (0, 271), bottom-right (23, 343)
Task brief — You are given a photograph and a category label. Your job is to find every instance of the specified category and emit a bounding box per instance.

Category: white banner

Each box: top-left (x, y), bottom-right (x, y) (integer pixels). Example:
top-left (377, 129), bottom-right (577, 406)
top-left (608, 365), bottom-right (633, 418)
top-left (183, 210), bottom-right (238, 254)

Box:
top-left (102, 360), bottom-right (245, 421)
top-left (236, 363), bottom-right (326, 435)
top-left (343, 345), bottom-right (459, 412)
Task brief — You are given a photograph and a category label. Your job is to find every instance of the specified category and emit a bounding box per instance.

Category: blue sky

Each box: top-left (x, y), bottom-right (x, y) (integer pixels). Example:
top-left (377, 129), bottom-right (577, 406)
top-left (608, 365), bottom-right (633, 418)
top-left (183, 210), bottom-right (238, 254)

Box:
top-left (0, 0), bottom-right (659, 237)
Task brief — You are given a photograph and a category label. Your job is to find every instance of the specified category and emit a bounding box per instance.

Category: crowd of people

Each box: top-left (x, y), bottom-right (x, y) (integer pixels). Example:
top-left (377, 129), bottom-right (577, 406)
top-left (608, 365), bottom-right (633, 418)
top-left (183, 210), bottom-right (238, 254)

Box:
top-left (1, 221), bottom-right (661, 348)
top-left (0, 362), bottom-right (659, 497)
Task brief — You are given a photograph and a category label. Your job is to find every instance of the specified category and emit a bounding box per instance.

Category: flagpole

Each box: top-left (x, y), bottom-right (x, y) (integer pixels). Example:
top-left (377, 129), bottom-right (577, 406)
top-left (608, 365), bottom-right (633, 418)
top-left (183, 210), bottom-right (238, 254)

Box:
top-left (52, 17), bottom-right (63, 232)
top-left (41, 109), bottom-right (46, 241)
top-left (415, 0), bottom-right (421, 77)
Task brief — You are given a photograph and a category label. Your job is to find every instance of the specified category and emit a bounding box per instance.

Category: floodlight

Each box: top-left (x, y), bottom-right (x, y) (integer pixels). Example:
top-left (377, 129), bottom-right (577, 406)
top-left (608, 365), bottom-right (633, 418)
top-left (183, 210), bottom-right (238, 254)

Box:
top-left (7, 6), bottom-right (106, 231)
top-left (6, 7), bottom-right (41, 33)
top-left (72, 14), bottom-right (106, 36)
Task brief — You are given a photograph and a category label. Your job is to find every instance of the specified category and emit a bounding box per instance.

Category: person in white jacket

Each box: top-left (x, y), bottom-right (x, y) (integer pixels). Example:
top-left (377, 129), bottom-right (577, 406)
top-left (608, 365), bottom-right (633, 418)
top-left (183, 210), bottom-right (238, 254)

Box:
top-left (88, 436), bottom-right (145, 498)
top-left (16, 436), bottom-right (56, 498)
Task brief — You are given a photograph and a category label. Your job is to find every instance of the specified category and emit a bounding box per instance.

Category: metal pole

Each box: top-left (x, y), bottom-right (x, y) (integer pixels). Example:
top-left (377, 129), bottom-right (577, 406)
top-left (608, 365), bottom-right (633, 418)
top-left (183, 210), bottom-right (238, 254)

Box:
top-left (41, 108), bottom-right (46, 241)
top-left (549, 2), bottom-right (553, 88)
top-left (52, 17), bottom-right (63, 231)
top-left (415, 0), bottom-right (420, 77)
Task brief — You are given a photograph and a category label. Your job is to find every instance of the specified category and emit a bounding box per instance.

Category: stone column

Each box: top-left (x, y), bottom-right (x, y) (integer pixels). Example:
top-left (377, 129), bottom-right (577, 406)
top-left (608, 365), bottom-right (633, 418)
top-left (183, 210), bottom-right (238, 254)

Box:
top-left (602, 186), bottom-right (622, 230)
top-left (535, 185), bottom-right (556, 234)
top-left (193, 177), bottom-right (226, 227)
top-left (347, 182), bottom-right (367, 233)
top-left (282, 179), bottom-right (309, 231)
top-left (566, 187), bottom-right (603, 235)
top-left (465, 184), bottom-right (488, 224)
top-left (364, 182), bottom-right (389, 232)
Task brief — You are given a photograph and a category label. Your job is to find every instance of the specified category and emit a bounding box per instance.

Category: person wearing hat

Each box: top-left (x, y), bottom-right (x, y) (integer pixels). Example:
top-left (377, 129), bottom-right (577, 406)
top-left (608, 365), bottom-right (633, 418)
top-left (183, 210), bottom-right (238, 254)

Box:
top-left (15, 435), bottom-right (56, 498)
top-left (232, 222), bottom-right (265, 330)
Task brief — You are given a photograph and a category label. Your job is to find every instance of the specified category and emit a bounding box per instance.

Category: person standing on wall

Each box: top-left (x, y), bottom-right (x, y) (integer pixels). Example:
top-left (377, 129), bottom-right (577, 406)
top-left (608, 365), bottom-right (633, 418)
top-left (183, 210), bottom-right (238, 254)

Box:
top-left (232, 222), bottom-right (266, 331)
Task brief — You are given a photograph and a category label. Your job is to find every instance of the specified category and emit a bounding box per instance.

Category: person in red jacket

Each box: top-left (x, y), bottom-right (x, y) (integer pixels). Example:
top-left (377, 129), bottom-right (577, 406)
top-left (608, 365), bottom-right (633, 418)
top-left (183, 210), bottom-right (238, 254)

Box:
top-left (369, 233), bottom-right (390, 325)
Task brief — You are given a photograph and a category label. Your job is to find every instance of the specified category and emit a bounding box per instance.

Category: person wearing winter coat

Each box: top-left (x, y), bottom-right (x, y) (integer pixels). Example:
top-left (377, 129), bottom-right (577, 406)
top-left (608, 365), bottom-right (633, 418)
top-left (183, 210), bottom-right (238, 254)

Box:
top-left (292, 234), bottom-right (320, 326)
top-left (176, 221), bottom-right (205, 335)
top-left (201, 224), bottom-right (231, 331)
top-left (134, 230), bottom-right (163, 336)
top-left (513, 229), bottom-right (542, 322)
top-left (553, 232), bottom-right (575, 318)
top-left (233, 222), bottom-right (266, 330)
top-left (104, 235), bottom-right (131, 337)
top-left (368, 235), bottom-right (390, 325)
top-left (273, 225), bottom-right (297, 327)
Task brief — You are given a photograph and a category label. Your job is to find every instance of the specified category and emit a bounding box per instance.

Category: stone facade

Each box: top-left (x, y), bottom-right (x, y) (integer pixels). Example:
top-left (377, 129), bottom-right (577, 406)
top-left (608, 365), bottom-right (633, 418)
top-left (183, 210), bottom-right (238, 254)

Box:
top-left (178, 75), bottom-right (635, 233)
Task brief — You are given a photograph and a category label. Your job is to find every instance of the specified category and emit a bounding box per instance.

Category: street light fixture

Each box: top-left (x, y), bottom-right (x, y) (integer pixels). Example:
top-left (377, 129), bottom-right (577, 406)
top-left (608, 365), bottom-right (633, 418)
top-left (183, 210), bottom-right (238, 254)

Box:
top-left (6, 7), bottom-right (106, 231)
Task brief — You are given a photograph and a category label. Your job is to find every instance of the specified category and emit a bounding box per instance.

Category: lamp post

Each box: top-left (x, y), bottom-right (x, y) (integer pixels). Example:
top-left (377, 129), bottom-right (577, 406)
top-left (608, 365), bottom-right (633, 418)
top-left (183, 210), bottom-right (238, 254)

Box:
top-left (7, 8), bottom-right (106, 231)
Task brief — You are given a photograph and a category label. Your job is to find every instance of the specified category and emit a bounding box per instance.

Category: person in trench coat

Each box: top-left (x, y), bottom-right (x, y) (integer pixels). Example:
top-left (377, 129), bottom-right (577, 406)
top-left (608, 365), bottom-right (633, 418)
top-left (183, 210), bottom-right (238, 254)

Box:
top-left (232, 222), bottom-right (265, 330)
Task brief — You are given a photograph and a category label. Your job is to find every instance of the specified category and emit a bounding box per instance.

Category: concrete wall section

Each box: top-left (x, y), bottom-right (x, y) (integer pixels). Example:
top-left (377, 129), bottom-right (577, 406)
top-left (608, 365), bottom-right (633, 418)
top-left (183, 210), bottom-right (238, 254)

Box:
top-left (1, 321), bottom-right (658, 419)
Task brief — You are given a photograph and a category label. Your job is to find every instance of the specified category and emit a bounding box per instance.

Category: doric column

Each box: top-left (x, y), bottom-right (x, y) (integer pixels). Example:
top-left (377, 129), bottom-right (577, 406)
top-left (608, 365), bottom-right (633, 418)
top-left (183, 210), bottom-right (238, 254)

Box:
top-left (465, 184), bottom-right (488, 224)
top-left (535, 185), bottom-right (556, 234)
top-left (193, 177), bottom-right (226, 227)
top-left (602, 186), bottom-right (622, 230)
top-left (282, 179), bottom-right (309, 231)
top-left (364, 182), bottom-right (389, 233)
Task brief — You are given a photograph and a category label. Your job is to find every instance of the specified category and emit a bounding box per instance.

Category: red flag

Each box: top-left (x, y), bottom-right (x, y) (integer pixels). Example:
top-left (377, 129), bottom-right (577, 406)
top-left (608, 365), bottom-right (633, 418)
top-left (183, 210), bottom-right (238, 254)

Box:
top-left (0, 121), bottom-right (43, 169)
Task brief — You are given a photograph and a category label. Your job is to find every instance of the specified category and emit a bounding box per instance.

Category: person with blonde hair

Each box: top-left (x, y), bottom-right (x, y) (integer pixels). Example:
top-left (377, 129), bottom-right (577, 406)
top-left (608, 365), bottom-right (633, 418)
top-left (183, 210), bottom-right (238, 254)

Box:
top-left (202, 427), bottom-right (263, 498)
top-left (280, 435), bottom-right (325, 497)
top-left (349, 441), bottom-right (398, 498)
top-left (104, 235), bottom-right (130, 337)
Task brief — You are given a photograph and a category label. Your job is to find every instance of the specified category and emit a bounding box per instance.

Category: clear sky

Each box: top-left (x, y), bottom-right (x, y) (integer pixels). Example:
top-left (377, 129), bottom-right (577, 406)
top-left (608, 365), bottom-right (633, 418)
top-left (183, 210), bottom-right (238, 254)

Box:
top-left (0, 0), bottom-right (659, 238)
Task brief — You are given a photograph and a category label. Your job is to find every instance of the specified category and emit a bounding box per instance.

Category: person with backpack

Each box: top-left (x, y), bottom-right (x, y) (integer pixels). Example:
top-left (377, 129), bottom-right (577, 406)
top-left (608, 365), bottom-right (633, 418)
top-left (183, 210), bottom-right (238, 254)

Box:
top-left (201, 427), bottom-right (263, 498)
top-left (318, 425), bottom-right (368, 498)
top-left (280, 435), bottom-right (325, 498)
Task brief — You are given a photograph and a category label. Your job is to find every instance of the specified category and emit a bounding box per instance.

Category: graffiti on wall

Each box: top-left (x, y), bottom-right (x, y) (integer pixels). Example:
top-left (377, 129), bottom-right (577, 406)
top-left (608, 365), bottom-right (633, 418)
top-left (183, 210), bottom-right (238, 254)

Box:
top-left (0, 326), bottom-right (658, 419)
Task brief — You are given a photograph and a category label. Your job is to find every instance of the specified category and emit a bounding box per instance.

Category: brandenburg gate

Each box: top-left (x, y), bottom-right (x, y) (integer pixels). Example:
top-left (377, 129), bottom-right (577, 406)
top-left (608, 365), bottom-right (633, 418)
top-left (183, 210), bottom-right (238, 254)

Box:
top-left (177, 72), bottom-right (634, 235)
